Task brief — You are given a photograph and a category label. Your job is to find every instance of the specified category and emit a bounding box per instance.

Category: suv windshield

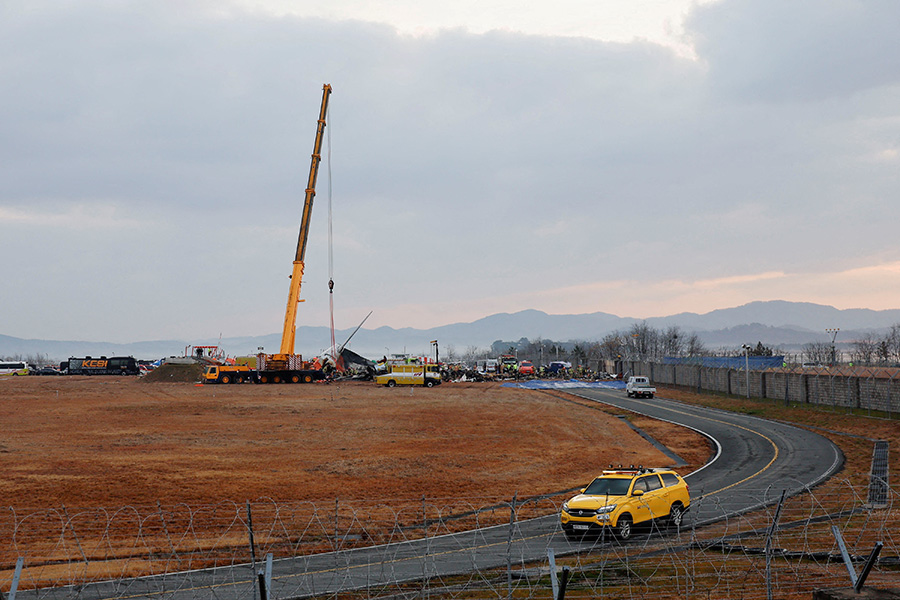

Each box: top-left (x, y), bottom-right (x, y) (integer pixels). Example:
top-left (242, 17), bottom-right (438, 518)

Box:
top-left (584, 477), bottom-right (631, 496)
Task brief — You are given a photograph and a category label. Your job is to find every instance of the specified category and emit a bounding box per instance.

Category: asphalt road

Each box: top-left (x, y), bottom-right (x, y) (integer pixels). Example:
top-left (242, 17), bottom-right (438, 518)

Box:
top-left (18, 387), bottom-right (843, 600)
top-left (567, 387), bottom-right (844, 524)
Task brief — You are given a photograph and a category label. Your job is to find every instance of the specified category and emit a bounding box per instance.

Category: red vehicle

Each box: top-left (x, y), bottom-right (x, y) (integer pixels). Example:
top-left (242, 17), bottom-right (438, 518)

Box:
top-left (518, 360), bottom-right (535, 375)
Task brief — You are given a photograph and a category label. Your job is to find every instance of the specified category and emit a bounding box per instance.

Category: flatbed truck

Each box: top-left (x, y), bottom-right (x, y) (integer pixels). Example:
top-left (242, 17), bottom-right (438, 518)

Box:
top-left (203, 354), bottom-right (327, 384)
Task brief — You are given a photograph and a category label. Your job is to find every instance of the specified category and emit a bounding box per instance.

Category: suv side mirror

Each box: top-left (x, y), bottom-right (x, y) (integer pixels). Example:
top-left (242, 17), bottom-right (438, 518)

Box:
top-left (632, 489), bottom-right (644, 497)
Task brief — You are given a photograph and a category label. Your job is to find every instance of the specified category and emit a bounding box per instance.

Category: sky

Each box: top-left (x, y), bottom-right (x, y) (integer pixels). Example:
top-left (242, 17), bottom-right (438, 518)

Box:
top-left (2, 0), bottom-right (900, 345)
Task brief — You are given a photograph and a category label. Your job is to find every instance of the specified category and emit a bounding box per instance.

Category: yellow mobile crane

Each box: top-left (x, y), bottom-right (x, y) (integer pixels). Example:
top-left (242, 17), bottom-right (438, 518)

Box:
top-left (205, 84), bottom-right (332, 385)
top-left (257, 83), bottom-right (333, 383)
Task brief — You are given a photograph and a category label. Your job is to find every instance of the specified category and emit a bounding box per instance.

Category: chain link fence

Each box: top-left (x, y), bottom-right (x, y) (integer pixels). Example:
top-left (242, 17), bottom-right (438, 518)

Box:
top-left (2, 481), bottom-right (897, 600)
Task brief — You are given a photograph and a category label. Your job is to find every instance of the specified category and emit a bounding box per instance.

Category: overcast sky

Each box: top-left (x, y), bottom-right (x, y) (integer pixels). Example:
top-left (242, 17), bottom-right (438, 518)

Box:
top-left (2, 0), bottom-right (900, 346)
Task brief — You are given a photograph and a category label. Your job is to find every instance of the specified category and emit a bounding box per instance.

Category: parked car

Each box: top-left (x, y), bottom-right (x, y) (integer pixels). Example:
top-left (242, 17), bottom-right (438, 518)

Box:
top-left (518, 360), bottom-right (535, 375)
top-left (548, 361), bottom-right (571, 375)
top-left (32, 366), bottom-right (61, 376)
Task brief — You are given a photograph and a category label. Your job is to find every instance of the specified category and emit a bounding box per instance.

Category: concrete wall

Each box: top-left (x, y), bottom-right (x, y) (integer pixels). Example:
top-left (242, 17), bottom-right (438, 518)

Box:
top-left (622, 361), bottom-right (899, 416)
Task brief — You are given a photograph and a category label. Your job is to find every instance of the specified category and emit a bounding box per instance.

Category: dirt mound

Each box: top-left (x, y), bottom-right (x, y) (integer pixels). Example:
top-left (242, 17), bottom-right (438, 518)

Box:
top-left (141, 362), bottom-right (204, 383)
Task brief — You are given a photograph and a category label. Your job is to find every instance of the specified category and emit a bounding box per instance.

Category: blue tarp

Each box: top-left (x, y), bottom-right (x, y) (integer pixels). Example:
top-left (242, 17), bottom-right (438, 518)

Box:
top-left (502, 379), bottom-right (627, 390)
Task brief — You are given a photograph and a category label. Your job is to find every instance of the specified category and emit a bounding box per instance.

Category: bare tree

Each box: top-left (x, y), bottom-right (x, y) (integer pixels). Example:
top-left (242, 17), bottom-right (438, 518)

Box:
top-left (444, 344), bottom-right (457, 362)
top-left (685, 333), bottom-right (706, 357)
top-left (462, 345), bottom-right (483, 364)
top-left (876, 337), bottom-right (891, 365)
top-left (659, 326), bottom-right (685, 357)
top-left (885, 324), bottom-right (900, 364)
top-left (850, 335), bottom-right (878, 366)
top-left (628, 322), bottom-right (656, 360)
top-left (802, 341), bottom-right (832, 365)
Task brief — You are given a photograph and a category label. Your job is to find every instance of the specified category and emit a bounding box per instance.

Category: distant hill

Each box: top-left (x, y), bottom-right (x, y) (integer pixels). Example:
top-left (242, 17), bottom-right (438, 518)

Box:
top-left (650, 301), bottom-right (900, 332)
top-left (3, 300), bottom-right (899, 362)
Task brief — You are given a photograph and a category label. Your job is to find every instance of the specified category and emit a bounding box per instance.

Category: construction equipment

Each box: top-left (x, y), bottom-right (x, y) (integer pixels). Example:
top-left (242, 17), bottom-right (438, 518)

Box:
top-left (257, 83), bottom-right (332, 383)
top-left (204, 84), bottom-right (332, 385)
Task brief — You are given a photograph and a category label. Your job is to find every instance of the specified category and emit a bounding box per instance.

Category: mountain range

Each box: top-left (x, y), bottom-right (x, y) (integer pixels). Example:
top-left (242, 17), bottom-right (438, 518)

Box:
top-left (3, 300), bottom-right (899, 363)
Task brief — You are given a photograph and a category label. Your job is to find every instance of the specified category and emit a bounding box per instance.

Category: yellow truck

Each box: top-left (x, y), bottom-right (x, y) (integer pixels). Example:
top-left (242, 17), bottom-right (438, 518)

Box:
top-left (203, 364), bottom-right (255, 384)
top-left (203, 354), bottom-right (327, 384)
top-left (375, 364), bottom-right (442, 388)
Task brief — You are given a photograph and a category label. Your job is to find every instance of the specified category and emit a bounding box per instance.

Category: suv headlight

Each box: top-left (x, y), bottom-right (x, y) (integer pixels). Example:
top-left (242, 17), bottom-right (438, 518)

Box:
top-left (596, 504), bottom-right (616, 514)
top-left (562, 502), bottom-right (570, 512)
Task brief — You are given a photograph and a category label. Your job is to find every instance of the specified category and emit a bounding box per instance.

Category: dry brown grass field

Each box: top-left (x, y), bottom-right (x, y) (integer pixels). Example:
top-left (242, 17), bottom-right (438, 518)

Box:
top-left (2, 375), bottom-right (898, 597)
top-left (0, 376), bottom-right (711, 509)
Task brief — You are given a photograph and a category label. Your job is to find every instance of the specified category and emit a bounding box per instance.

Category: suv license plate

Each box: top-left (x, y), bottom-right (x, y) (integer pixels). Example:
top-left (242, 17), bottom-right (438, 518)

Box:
top-left (573, 524), bottom-right (590, 531)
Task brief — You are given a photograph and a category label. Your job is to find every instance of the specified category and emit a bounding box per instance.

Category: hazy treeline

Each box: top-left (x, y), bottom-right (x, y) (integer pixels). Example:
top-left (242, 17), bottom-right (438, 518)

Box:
top-left (448, 322), bottom-right (900, 368)
top-left (0, 353), bottom-right (54, 365)
top-left (437, 324), bottom-right (708, 367)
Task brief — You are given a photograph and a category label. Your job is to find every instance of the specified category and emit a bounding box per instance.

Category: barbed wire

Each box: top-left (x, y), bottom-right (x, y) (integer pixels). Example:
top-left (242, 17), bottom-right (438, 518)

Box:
top-left (2, 481), bottom-right (897, 600)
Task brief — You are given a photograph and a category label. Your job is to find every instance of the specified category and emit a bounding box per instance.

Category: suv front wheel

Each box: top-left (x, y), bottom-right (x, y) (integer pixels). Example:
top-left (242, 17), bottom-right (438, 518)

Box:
top-left (616, 515), bottom-right (633, 540)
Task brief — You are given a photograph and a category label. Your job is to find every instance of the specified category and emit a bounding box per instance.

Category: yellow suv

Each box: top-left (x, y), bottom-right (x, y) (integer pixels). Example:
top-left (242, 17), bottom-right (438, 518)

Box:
top-left (560, 467), bottom-right (690, 540)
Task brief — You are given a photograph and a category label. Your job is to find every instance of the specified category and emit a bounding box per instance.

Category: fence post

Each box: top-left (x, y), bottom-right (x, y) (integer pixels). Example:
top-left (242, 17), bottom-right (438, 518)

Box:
top-left (257, 573), bottom-right (267, 600)
top-left (765, 490), bottom-right (786, 600)
top-left (7, 557), bottom-right (23, 600)
top-left (247, 501), bottom-right (258, 600)
top-left (422, 495), bottom-right (428, 593)
top-left (507, 492), bottom-right (517, 600)
top-left (258, 552), bottom-right (273, 600)
top-left (548, 548), bottom-right (559, 600)
top-left (855, 542), bottom-right (884, 593)
top-left (889, 372), bottom-right (894, 420)
top-left (556, 566), bottom-right (570, 600)
top-left (833, 525), bottom-right (859, 589)
top-left (781, 369), bottom-right (791, 408)
top-left (334, 498), bottom-right (340, 551)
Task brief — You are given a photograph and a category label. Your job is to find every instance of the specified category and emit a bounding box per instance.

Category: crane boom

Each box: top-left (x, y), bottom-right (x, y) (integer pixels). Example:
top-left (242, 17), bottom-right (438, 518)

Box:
top-left (280, 83), bottom-right (332, 356)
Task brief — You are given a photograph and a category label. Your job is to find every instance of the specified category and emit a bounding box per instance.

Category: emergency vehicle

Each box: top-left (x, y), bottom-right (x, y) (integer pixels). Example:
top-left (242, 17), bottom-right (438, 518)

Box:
top-left (560, 466), bottom-right (690, 540)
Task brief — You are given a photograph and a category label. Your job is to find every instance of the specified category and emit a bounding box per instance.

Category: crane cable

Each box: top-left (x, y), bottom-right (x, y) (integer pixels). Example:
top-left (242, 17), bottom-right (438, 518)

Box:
top-left (326, 98), bottom-right (337, 367)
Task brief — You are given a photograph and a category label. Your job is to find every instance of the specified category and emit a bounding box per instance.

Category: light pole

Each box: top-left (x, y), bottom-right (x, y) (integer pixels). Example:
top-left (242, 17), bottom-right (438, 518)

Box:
top-left (741, 344), bottom-right (750, 399)
top-left (826, 328), bottom-right (840, 366)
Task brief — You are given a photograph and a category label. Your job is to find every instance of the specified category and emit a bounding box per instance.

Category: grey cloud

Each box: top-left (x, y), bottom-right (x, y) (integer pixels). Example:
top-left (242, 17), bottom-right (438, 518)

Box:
top-left (1, 0), bottom-right (898, 341)
top-left (686, 0), bottom-right (900, 102)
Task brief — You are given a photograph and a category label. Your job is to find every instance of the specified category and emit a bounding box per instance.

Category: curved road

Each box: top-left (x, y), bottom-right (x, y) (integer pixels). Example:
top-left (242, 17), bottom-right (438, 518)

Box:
top-left (21, 387), bottom-right (843, 600)
top-left (567, 387), bottom-right (843, 525)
